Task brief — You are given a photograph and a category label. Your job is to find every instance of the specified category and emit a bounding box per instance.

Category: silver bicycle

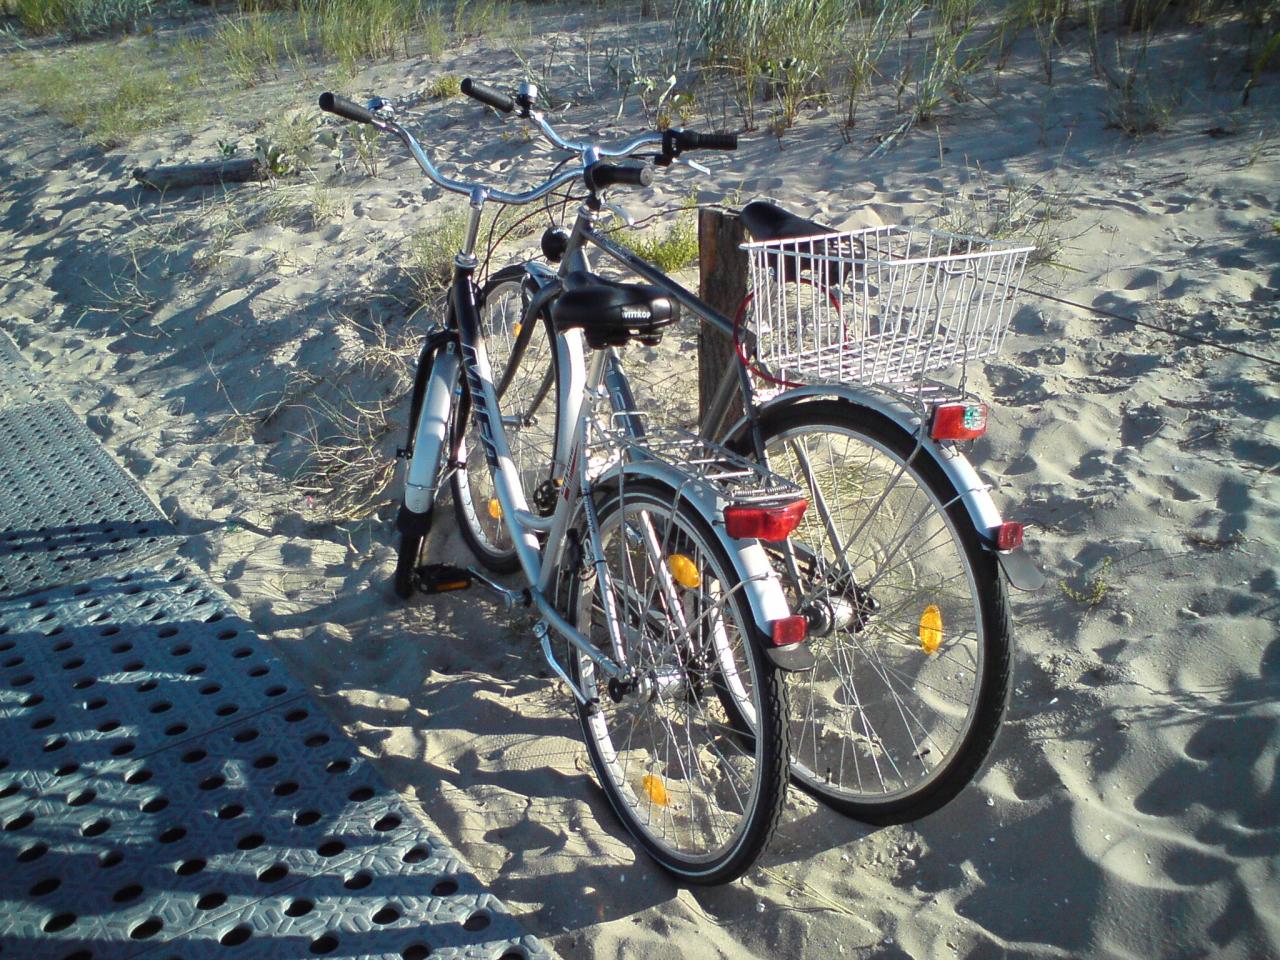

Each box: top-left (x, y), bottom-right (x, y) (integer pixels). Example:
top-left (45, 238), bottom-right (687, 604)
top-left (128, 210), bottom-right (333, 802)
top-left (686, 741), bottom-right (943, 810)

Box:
top-left (318, 87), bottom-right (814, 883)
top-left (448, 80), bottom-right (1046, 826)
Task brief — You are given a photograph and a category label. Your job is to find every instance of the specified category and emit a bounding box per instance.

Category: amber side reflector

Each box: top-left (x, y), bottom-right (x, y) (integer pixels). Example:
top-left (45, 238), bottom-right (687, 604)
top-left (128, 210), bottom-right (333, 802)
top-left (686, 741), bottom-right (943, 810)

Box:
top-left (995, 521), bottom-right (1024, 552)
top-left (724, 500), bottom-right (808, 541)
top-left (770, 615), bottom-right (808, 647)
top-left (931, 403), bottom-right (988, 441)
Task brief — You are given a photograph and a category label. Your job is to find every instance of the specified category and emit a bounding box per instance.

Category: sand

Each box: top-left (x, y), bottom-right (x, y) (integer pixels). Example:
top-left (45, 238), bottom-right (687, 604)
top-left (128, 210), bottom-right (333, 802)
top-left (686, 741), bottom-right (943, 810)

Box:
top-left (2, 9), bottom-right (1278, 959)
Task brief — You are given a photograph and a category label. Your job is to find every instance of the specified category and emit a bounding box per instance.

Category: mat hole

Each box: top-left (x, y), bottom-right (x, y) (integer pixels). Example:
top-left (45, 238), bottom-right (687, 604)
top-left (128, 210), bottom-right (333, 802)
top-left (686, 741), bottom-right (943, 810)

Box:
top-left (220, 924), bottom-right (251, 946)
top-left (159, 826), bottom-right (186, 844)
top-left (231, 647), bottom-right (252, 659)
top-left (402, 946), bottom-right (431, 960)
top-left (31, 715), bottom-right (54, 730)
top-left (112, 884), bottom-right (143, 903)
top-left (349, 786), bottom-right (375, 803)
top-left (232, 729), bottom-right (258, 744)
top-left (252, 755), bottom-right (277, 770)
top-left (181, 749), bottom-right (207, 764)
top-left (44, 913), bottom-right (76, 933)
top-left (217, 629), bottom-right (238, 640)
top-left (30, 876), bottom-right (60, 897)
top-left (124, 766), bottom-right (151, 784)
top-left (217, 803), bottom-right (244, 820)
top-left (141, 795), bottom-right (169, 814)
top-left (374, 814), bottom-right (401, 832)
top-left (43, 736), bottom-right (68, 753)
top-left (273, 781), bottom-right (298, 797)
top-left (130, 917), bottom-right (163, 940)
top-left (61, 950), bottom-right (93, 960)
top-left (258, 863), bottom-right (288, 884)
top-left (110, 741), bottom-right (135, 757)
top-left (197, 892), bottom-right (227, 911)
top-left (17, 840), bottom-right (48, 863)
top-left (294, 810), bottom-right (321, 827)
top-left (430, 877), bottom-right (457, 896)
top-left (55, 762), bottom-right (81, 778)
top-left (149, 702), bottom-right (172, 715)
top-left (237, 833), bottom-right (264, 851)
top-left (310, 934), bottom-right (339, 955)
top-left (177, 858), bottom-right (206, 877)
top-left (164, 723), bottom-right (188, 737)
top-left (404, 846), bottom-right (431, 865)
top-left (285, 898), bottom-right (314, 917)
top-left (215, 704), bottom-right (238, 717)
top-left (372, 906), bottom-right (400, 925)
top-left (98, 850), bottom-right (124, 869)
top-left (96, 719), bottom-right (120, 733)
top-left (83, 697), bottom-right (104, 710)
top-left (199, 683), bottom-right (222, 696)
top-left (343, 871), bottom-right (372, 891)
top-left (463, 912), bottom-right (490, 932)
top-left (3, 811), bottom-right (34, 831)
top-left (317, 839), bottom-right (345, 857)
top-left (81, 814), bottom-right (110, 839)
top-left (306, 734), bottom-right (330, 749)
top-left (67, 789), bottom-right (96, 807)
top-left (326, 760), bottom-right (351, 775)
top-left (199, 775), bottom-right (226, 791)
top-left (284, 708), bottom-right (309, 722)
top-left (169, 643), bottom-right (191, 656)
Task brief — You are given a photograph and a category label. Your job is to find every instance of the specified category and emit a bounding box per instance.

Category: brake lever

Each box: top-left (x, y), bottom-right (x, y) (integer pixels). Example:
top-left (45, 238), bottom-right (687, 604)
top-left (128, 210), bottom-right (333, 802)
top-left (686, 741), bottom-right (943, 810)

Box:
top-left (674, 155), bottom-right (711, 176)
top-left (603, 201), bottom-right (636, 227)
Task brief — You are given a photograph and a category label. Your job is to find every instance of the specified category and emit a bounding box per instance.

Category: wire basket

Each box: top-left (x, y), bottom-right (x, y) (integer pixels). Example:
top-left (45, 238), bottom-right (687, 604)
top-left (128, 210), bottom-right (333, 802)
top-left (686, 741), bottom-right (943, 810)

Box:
top-left (742, 225), bottom-right (1033, 390)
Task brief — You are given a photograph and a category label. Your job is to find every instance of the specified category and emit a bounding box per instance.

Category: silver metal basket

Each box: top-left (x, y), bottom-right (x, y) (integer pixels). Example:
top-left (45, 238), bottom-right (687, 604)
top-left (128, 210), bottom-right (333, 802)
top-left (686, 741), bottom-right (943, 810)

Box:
top-left (743, 225), bottom-right (1033, 389)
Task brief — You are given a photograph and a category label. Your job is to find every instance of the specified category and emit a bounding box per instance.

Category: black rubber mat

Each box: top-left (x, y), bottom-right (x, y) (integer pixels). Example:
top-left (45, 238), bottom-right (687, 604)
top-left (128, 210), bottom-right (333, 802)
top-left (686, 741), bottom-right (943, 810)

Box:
top-left (0, 331), bottom-right (39, 408)
top-left (0, 561), bottom-right (549, 960)
top-left (0, 401), bottom-right (178, 599)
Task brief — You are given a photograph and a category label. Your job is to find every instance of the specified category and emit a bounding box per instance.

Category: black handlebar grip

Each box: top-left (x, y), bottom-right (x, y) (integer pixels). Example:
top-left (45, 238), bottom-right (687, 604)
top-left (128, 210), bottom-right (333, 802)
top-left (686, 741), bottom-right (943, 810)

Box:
top-left (460, 78), bottom-right (515, 114)
top-left (671, 129), bottom-right (738, 152)
top-left (318, 92), bottom-right (375, 124)
top-left (584, 162), bottom-right (654, 192)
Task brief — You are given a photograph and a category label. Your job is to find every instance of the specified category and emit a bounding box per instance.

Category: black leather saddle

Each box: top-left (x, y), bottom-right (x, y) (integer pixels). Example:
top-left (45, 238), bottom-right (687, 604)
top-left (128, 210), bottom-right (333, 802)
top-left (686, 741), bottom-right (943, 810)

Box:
top-left (551, 271), bottom-right (679, 349)
top-left (740, 200), bottom-right (856, 286)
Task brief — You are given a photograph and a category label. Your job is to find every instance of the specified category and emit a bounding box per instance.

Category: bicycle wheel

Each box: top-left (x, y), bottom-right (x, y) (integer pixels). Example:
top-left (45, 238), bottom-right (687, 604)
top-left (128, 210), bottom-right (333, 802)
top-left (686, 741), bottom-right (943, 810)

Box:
top-left (558, 480), bottom-right (788, 884)
top-left (748, 399), bottom-right (1012, 824)
top-left (453, 266), bottom-right (560, 572)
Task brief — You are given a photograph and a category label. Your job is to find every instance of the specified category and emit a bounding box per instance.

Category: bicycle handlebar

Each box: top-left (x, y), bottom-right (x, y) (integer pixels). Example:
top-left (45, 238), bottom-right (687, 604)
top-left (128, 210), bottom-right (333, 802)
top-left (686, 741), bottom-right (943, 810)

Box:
top-left (318, 79), bottom-right (737, 206)
top-left (460, 78), bottom-right (515, 114)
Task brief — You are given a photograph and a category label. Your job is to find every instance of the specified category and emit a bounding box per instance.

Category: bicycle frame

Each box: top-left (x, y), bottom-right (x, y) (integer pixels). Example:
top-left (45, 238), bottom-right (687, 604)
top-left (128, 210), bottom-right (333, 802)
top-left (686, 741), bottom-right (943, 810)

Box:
top-left (508, 202), bottom-right (1039, 590)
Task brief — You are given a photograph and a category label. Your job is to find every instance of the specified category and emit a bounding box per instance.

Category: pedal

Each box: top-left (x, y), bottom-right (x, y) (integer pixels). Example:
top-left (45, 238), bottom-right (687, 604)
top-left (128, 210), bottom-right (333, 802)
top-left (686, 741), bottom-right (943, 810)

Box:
top-left (415, 564), bottom-right (473, 595)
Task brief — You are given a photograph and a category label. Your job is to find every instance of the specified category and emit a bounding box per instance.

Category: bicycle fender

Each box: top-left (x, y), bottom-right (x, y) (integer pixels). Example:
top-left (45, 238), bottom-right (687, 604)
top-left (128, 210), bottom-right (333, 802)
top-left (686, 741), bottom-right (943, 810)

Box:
top-left (404, 345), bottom-right (460, 516)
top-left (600, 459), bottom-right (810, 668)
top-left (725, 385), bottom-right (1045, 591)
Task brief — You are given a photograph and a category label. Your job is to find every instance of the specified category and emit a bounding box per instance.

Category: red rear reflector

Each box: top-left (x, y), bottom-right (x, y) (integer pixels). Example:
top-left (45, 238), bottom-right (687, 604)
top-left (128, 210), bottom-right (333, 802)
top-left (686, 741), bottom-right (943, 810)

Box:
top-left (931, 403), bottom-right (988, 441)
top-left (723, 500), bottom-right (808, 540)
top-left (771, 615), bottom-right (807, 647)
top-left (995, 522), bottom-right (1023, 552)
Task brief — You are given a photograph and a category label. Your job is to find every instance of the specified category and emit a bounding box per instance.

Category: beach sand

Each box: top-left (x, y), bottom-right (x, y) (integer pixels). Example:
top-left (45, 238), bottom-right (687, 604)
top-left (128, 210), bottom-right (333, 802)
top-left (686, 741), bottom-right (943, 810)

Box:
top-left (2, 10), bottom-right (1278, 958)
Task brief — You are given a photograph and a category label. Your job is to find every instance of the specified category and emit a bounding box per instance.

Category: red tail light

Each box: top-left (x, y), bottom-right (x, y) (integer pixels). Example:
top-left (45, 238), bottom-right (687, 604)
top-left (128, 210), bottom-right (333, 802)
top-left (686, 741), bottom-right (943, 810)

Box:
top-left (995, 521), bottom-right (1023, 552)
top-left (771, 615), bottom-right (808, 647)
top-left (931, 402), bottom-right (988, 441)
top-left (723, 500), bottom-right (808, 541)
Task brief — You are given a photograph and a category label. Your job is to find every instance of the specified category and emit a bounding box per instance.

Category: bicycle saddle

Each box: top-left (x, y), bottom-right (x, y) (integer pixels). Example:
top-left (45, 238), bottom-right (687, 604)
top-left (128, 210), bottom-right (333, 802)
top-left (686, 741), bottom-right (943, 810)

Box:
top-left (551, 271), bottom-right (680, 349)
top-left (740, 201), bottom-right (856, 286)
top-left (740, 201), bottom-right (835, 243)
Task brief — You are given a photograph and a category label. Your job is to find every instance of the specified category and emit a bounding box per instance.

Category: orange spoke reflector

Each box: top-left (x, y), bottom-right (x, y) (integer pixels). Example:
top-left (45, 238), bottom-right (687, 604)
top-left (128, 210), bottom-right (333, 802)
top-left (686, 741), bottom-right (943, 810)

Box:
top-left (919, 604), bottom-right (943, 655)
top-left (667, 553), bottom-right (701, 589)
top-left (512, 322), bottom-right (523, 337)
top-left (642, 773), bottom-right (669, 807)
top-left (487, 498), bottom-right (502, 520)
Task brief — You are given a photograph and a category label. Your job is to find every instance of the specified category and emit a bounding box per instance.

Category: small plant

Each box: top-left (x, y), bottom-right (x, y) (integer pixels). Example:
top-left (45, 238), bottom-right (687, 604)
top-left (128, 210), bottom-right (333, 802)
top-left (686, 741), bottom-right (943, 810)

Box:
top-left (1060, 556), bottom-right (1113, 609)
top-left (216, 138), bottom-right (239, 159)
top-left (427, 73), bottom-right (462, 99)
top-left (408, 211), bottom-right (468, 296)
top-left (616, 210), bottom-right (700, 273)
top-left (13, 0), bottom-right (155, 37)
top-left (937, 164), bottom-right (1075, 267)
top-left (350, 123), bottom-right (382, 177)
top-left (254, 138), bottom-right (300, 178)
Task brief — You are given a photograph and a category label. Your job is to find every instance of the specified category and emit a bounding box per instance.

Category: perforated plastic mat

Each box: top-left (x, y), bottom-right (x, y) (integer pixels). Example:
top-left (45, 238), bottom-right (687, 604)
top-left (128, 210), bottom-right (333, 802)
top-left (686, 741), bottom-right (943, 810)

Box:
top-left (0, 560), bottom-right (550, 960)
top-left (0, 331), bottom-right (40, 408)
top-left (0, 401), bottom-right (178, 599)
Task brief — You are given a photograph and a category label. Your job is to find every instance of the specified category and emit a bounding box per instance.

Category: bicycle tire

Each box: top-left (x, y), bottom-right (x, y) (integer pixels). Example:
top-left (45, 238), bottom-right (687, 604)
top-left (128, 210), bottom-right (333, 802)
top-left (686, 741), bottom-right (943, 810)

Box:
top-left (453, 265), bottom-right (560, 573)
top-left (741, 399), bottom-right (1012, 824)
top-left (557, 480), bottom-right (788, 884)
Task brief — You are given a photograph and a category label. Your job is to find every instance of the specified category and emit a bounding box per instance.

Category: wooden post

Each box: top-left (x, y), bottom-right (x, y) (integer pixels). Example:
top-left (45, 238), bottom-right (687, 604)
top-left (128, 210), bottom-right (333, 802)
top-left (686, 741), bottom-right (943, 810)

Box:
top-left (697, 208), bottom-right (747, 436)
top-left (133, 158), bottom-right (269, 191)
